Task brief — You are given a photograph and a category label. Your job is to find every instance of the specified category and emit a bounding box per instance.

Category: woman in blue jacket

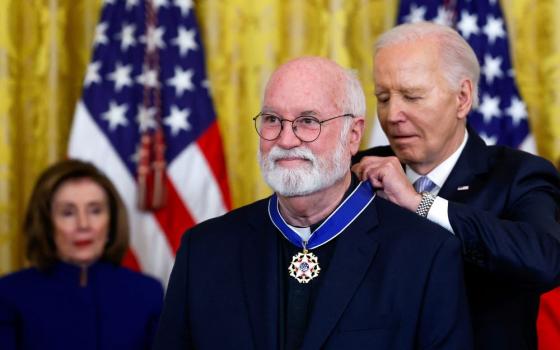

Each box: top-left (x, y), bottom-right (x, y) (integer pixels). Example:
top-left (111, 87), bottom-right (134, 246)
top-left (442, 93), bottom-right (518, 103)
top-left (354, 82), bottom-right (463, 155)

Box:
top-left (0, 160), bottom-right (163, 350)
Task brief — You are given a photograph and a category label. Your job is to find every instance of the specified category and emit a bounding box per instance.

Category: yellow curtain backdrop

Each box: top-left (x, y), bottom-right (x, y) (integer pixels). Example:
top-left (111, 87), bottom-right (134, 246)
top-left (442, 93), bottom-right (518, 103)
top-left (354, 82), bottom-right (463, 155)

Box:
top-left (0, 0), bottom-right (559, 275)
top-left (0, 0), bottom-right (101, 275)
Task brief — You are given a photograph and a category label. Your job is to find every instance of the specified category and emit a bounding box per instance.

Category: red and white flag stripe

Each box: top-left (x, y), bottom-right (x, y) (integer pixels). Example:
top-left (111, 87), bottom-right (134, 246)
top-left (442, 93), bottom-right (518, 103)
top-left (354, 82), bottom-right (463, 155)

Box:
top-left (69, 101), bottom-right (229, 286)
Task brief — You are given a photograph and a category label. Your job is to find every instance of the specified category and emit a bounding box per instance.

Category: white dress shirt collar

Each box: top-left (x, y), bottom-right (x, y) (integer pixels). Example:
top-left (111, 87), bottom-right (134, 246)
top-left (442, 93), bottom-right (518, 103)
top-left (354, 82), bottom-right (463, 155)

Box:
top-left (406, 129), bottom-right (469, 193)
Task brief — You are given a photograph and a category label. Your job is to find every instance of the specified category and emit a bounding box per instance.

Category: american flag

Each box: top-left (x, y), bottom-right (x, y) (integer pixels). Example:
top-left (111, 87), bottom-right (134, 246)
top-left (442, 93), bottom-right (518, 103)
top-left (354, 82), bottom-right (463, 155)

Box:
top-left (396, 0), bottom-right (535, 151)
top-left (68, 0), bottom-right (231, 286)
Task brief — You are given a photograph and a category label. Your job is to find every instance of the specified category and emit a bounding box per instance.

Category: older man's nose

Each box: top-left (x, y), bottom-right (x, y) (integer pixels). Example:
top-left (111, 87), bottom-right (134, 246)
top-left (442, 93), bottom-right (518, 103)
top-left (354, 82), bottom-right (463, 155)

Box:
top-left (275, 121), bottom-right (302, 148)
top-left (386, 99), bottom-right (407, 123)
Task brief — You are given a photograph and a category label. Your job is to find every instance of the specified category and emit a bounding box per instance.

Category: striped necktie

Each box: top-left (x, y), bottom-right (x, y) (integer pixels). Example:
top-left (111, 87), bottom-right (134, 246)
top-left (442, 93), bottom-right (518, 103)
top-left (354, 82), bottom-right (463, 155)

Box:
top-left (413, 176), bottom-right (436, 193)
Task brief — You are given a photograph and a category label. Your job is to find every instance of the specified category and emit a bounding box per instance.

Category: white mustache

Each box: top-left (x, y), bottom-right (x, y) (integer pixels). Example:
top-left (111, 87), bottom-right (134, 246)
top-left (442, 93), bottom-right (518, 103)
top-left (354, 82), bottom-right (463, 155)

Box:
top-left (267, 146), bottom-right (316, 165)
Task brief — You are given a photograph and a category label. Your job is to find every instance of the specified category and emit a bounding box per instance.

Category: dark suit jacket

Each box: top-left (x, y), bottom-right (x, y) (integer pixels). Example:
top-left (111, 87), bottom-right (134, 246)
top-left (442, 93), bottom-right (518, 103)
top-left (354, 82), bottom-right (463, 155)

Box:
top-left (353, 129), bottom-right (560, 350)
top-left (0, 261), bottom-right (163, 350)
top-left (154, 195), bottom-right (472, 349)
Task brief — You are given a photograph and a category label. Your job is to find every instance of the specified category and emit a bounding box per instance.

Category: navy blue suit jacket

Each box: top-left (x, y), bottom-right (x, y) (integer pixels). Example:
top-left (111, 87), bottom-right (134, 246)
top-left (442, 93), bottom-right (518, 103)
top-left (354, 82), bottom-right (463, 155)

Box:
top-left (353, 130), bottom-right (560, 350)
top-left (154, 195), bottom-right (472, 349)
top-left (0, 261), bottom-right (163, 350)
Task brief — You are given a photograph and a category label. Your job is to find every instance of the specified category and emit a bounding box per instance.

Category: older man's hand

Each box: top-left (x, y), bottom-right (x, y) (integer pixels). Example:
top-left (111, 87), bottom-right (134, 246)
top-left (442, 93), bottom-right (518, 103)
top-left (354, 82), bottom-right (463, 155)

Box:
top-left (352, 156), bottom-right (422, 213)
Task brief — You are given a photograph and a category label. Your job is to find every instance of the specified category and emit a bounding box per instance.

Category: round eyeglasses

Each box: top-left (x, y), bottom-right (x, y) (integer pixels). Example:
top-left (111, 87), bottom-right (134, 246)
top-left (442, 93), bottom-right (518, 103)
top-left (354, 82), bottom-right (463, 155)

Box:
top-left (253, 113), bottom-right (354, 142)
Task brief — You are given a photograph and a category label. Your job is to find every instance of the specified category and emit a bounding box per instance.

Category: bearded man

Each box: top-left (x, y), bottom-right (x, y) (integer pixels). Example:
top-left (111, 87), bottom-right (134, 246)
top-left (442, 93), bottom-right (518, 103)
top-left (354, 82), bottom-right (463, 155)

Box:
top-left (154, 56), bottom-right (472, 350)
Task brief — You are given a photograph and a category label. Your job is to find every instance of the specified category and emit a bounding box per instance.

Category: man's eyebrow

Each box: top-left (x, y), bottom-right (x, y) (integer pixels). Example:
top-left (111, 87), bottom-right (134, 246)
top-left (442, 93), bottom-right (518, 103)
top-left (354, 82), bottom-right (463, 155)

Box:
top-left (374, 87), bottom-right (426, 95)
top-left (260, 107), bottom-right (277, 114)
top-left (258, 109), bottom-right (320, 116)
top-left (400, 87), bottom-right (426, 94)
top-left (299, 110), bottom-right (319, 116)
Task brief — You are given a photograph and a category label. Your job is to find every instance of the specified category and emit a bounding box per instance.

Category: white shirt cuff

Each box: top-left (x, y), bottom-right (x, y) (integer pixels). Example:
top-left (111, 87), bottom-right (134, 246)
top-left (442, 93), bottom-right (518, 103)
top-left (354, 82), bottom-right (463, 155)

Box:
top-left (426, 196), bottom-right (455, 234)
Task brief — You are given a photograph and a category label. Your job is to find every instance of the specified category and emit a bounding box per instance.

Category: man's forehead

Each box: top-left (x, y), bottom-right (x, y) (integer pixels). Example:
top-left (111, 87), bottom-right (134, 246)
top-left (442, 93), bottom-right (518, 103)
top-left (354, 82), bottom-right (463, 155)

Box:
top-left (264, 80), bottom-right (342, 112)
top-left (374, 63), bottom-right (436, 87)
top-left (375, 37), bottom-right (441, 65)
top-left (261, 97), bottom-right (339, 117)
top-left (269, 68), bottom-right (341, 90)
top-left (374, 44), bottom-right (441, 84)
top-left (273, 57), bottom-right (343, 75)
top-left (261, 106), bottom-right (319, 116)
top-left (262, 58), bottom-right (346, 114)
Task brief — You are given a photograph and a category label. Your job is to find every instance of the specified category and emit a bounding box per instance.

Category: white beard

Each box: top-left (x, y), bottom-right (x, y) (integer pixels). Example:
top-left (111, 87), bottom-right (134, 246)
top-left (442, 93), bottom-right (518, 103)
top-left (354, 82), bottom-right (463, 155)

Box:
top-left (259, 140), bottom-right (349, 197)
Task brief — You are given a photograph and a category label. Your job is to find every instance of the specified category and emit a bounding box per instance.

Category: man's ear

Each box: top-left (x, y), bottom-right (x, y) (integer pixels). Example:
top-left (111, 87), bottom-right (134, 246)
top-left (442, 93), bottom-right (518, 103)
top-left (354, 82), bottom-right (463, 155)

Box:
top-left (457, 79), bottom-right (473, 120)
top-left (349, 118), bottom-right (365, 155)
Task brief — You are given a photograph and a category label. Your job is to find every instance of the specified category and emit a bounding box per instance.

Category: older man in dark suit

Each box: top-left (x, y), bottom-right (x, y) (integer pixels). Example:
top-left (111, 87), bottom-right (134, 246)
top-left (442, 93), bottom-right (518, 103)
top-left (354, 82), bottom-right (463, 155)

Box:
top-left (154, 56), bottom-right (472, 349)
top-left (353, 22), bottom-right (560, 350)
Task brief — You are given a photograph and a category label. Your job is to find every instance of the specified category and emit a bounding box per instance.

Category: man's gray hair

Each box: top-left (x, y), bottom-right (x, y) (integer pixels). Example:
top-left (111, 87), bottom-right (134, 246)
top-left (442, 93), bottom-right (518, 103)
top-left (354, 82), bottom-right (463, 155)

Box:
top-left (341, 68), bottom-right (366, 117)
top-left (340, 68), bottom-right (366, 137)
top-left (375, 22), bottom-right (480, 108)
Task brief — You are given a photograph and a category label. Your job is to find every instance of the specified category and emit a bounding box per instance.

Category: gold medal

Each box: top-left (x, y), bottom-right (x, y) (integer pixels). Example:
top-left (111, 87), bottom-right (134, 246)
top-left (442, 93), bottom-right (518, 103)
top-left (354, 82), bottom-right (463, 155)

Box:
top-left (288, 249), bottom-right (321, 283)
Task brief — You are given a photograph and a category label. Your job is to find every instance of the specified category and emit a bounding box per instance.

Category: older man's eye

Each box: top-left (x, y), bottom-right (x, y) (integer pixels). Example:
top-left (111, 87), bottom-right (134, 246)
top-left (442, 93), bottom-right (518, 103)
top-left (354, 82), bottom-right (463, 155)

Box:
top-left (404, 95), bottom-right (421, 101)
top-left (297, 117), bottom-right (318, 125)
top-left (262, 114), bottom-right (280, 124)
top-left (376, 95), bottom-right (389, 104)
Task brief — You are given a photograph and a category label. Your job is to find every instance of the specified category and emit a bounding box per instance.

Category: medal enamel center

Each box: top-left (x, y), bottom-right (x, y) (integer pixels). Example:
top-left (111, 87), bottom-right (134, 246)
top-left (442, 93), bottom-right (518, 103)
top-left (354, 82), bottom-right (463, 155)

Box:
top-left (288, 249), bottom-right (321, 283)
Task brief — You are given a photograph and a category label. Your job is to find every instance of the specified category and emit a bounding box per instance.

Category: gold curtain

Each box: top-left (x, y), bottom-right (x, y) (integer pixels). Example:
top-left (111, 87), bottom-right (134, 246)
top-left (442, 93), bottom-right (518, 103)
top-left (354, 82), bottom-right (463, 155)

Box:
top-left (0, 0), bottom-right (101, 275)
top-left (0, 0), bottom-right (559, 275)
top-left (197, 0), bottom-right (398, 207)
top-left (502, 0), bottom-right (560, 165)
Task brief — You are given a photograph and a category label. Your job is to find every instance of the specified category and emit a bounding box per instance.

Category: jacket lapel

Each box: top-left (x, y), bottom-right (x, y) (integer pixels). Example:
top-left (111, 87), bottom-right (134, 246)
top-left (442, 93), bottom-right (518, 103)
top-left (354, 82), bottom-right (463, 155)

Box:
top-left (438, 128), bottom-right (490, 201)
top-left (241, 199), bottom-right (280, 350)
top-left (300, 201), bottom-right (380, 349)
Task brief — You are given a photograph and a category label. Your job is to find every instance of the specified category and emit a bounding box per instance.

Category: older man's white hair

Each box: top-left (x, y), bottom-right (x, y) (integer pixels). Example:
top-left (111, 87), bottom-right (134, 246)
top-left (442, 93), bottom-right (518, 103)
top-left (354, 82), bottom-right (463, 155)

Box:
top-left (375, 22), bottom-right (480, 108)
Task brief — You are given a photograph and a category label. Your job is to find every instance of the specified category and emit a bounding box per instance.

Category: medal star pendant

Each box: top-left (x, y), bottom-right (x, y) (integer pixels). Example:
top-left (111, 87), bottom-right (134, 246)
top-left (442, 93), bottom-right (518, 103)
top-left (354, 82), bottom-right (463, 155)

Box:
top-left (288, 249), bottom-right (321, 283)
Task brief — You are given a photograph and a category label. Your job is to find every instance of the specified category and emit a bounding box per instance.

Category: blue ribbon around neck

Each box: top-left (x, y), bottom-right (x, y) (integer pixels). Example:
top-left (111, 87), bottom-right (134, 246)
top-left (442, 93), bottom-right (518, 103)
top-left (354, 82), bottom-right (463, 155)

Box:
top-left (268, 181), bottom-right (376, 250)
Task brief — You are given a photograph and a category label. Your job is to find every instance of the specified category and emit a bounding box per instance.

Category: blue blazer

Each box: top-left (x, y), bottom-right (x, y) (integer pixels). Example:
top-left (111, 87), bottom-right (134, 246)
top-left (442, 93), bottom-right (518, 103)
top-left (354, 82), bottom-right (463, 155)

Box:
top-left (353, 129), bottom-right (560, 350)
top-left (154, 195), bottom-right (472, 349)
top-left (0, 261), bottom-right (163, 350)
